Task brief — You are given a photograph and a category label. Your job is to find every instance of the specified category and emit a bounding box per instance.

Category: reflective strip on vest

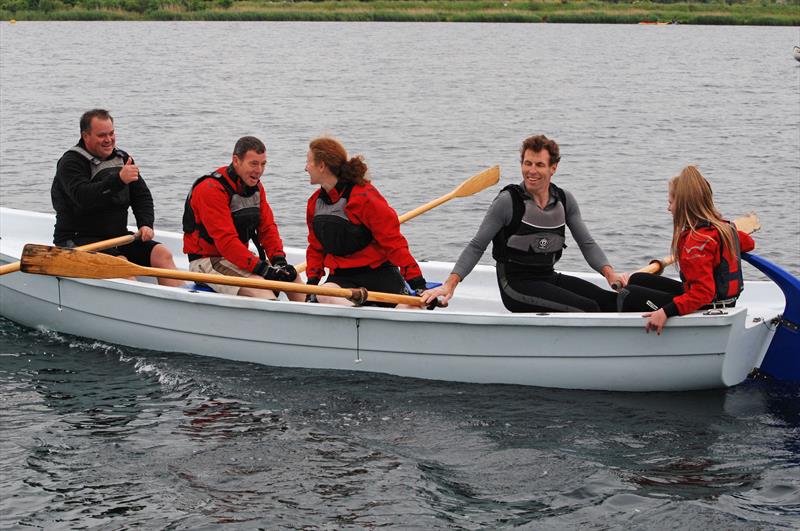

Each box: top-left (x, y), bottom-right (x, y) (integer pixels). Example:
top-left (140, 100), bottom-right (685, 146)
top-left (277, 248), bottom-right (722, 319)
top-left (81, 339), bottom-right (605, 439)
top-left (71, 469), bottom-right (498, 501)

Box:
top-left (312, 193), bottom-right (373, 257)
top-left (183, 171), bottom-right (262, 247)
top-left (229, 189), bottom-right (261, 243)
top-left (504, 194), bottom-right (566, 267)
top-left (69, 146), bottom-right (125, 181)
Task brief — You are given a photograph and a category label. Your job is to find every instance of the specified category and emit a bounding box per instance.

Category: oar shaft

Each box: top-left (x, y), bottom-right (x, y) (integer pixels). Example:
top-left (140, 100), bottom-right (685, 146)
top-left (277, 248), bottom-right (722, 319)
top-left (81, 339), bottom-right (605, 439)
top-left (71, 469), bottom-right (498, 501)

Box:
top-left (397, 193), bottom-right (454, 224)
top-left (0, 261), bottom-right (23, 276)
top-left (141, 266), bottom-right (349, 298)
top-left (141, 266), bottom-right (423, 305)
top-left (0, 234), bottom-right (136, 276)
top-left (74, 234), bottom-right (137, 252)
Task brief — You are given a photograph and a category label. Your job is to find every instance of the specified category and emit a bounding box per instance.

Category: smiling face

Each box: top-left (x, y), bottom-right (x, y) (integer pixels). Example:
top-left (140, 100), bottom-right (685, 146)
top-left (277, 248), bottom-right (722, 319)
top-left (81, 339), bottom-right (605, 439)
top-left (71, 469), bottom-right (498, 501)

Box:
top-left (520, 148), bottom-right (558, 196)
top-left (232, 149), bottom-right (267, 187)
top-left (81, 117), bottom-right (115, 159)
top-left (305, 149), bottom-right (326, 185)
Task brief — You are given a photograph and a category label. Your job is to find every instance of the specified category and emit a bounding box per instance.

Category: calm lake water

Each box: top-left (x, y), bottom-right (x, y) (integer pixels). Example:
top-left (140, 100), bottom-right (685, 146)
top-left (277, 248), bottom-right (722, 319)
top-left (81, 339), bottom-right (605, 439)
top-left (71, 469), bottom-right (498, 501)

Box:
top-left (1, 21), bottom-right (799, 529)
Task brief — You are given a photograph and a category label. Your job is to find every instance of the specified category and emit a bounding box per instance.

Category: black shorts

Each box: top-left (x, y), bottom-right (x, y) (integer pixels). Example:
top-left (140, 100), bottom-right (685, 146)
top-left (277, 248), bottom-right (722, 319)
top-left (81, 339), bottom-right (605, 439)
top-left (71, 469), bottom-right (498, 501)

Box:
top-left (327, 263), bottom-right (408, 307)
top-left (58, 236), bottom-right (159, 267)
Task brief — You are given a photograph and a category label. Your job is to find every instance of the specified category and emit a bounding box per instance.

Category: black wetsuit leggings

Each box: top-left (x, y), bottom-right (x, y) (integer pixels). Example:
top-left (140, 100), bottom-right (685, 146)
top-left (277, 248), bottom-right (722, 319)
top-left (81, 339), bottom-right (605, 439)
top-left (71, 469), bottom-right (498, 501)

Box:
top-left (496, 264), bottom-right (618, 313)
top-left (617, 272), bottom-right (683, 312)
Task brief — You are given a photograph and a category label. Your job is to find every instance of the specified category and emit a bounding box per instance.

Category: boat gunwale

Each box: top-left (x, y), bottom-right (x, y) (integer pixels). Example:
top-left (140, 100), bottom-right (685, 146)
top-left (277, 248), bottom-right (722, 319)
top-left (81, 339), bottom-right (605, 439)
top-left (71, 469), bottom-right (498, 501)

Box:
top-left (0, 206), bottom-right (780, 330)
top-left (0, 262), bottom-right (750, 329)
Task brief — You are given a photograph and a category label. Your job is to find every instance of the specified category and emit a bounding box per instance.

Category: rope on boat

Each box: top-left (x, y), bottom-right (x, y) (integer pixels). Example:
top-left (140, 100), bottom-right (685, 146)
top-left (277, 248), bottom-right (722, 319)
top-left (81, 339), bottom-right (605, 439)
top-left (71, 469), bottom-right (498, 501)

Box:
top-left (752, 315), bottom-right (781, 332)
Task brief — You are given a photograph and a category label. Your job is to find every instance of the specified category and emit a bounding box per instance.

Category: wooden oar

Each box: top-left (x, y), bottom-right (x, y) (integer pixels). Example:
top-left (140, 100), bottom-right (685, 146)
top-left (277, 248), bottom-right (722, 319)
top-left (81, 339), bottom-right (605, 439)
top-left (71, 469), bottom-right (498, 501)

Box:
top-left (19, 244), bottom-right (428, 307)
top-left (0, 234), bottom-right (136, 276)
top-left (395, 165), bottom-right (501, 224)
top-left (613, 212), bottom-right (761, 289)
top-left (295, 165), bottom-right (500, 274)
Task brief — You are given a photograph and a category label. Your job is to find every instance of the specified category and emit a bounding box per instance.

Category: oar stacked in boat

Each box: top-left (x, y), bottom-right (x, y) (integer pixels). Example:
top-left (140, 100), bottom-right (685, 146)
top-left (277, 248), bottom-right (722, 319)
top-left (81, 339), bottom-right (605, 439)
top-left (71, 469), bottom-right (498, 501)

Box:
top-left (19, 244), bottom-right (440, 308)
top-left (612, 212), bottom-right (761, 290)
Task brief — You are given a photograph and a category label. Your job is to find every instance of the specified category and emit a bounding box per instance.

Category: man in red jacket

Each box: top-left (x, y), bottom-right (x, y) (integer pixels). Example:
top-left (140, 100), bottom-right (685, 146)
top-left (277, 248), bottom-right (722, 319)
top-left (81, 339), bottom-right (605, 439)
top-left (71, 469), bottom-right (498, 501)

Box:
top-left (183, 136), bottom-right (303, 300)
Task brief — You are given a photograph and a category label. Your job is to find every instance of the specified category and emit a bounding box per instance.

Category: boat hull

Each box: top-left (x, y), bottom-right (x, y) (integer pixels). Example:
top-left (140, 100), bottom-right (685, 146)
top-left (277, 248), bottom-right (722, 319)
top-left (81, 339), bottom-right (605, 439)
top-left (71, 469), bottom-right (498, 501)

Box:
top-left (0, 207), bottom-right (784, 391)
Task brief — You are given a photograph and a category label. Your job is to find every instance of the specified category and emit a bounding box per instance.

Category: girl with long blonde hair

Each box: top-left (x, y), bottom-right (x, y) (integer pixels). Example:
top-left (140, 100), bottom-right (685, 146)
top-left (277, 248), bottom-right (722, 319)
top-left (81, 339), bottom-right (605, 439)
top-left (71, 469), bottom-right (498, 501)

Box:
top-left (618, 166), bottom-right (755, 334)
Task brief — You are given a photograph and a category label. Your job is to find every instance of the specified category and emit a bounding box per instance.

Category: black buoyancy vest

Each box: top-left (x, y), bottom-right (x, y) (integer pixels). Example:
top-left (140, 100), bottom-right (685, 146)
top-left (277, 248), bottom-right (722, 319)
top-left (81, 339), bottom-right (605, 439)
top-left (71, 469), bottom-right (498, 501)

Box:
top-left (312, 184), bottom-right (373, 257)
top-left (682, 221), bottom-right (744, 301)
top-left (68, 146), bottom-right (130, 206)
top-left (492, 184), bottom-right (568, 268)
top-left (182, 170), bottom-right (265, 259)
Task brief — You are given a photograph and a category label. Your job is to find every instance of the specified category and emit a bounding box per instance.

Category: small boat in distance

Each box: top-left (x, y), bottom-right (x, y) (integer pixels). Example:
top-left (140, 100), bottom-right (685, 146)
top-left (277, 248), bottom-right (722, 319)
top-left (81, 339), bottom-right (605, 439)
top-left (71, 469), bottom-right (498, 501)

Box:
top-left (638, 20), bottom-right (677, 25)
top-left (794, 45), bottom-right (800, 62)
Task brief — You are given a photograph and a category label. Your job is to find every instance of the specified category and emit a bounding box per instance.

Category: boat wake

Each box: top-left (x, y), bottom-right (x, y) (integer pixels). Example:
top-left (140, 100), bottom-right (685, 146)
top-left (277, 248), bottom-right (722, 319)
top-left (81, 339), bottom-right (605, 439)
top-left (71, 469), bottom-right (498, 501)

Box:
top-left (32, 324), bottom-right (127, 356)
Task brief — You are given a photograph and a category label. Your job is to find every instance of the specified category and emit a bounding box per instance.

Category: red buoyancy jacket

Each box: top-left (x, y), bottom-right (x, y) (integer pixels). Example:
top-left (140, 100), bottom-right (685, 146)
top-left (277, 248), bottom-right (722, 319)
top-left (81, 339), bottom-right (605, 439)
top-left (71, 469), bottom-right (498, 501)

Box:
top-left (664, 223), bottom-right (755, 316)
top-left (183, 165), bottom-right (286, 272)
top-left (305, 182), bottom-right (423, 282)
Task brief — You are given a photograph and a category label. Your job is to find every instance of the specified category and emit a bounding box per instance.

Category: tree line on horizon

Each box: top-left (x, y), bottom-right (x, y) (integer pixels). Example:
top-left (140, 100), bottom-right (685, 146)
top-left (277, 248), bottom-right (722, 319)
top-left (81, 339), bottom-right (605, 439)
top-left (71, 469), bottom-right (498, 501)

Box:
top-left (2, 0), bottom-right (797, 24)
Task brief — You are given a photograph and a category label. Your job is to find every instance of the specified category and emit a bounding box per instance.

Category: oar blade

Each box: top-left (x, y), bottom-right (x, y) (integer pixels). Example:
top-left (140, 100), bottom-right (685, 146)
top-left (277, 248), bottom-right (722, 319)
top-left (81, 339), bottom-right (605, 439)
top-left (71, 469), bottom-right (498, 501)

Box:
top-left (20, 244), bottom-right (144, 279)
top-left (450, 165), bottom-right (500, 198)
top-left (0, 234), bottom-right (137, 277)
top-left (734, 212), bottom-right (760, 234)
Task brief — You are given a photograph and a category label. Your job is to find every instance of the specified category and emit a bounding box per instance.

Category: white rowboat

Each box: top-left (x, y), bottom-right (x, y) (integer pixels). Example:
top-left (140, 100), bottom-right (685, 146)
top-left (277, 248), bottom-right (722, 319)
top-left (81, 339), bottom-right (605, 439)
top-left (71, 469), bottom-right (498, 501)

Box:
top-left (0, 207), bottom-right (794, 392)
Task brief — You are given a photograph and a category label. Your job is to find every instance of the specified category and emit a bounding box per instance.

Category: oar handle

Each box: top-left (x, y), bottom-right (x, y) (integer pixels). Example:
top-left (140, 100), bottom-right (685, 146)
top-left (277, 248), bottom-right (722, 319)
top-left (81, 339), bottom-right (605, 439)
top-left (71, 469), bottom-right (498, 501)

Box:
top-left (0, 234), bottom-right (136, 276)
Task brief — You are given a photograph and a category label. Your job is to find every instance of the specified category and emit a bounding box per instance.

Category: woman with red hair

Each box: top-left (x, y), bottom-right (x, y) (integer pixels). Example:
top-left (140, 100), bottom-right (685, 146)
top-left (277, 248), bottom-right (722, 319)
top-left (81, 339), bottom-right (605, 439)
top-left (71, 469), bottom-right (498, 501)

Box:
top-left (303, 137), bottom-right (428, 307)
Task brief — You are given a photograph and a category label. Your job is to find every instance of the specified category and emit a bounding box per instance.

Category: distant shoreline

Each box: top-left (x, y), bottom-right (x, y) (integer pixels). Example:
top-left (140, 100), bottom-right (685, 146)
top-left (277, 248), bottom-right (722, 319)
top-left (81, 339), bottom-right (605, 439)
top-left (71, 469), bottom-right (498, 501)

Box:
top-left (3, 0), bottom-right (799, 26)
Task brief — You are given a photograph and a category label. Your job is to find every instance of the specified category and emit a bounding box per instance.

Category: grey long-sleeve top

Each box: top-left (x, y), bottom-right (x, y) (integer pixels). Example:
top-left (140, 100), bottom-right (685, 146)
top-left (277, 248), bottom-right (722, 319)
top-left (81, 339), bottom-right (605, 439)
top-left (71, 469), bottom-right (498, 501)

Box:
top-left (451, 183), bottom-right (611, 280)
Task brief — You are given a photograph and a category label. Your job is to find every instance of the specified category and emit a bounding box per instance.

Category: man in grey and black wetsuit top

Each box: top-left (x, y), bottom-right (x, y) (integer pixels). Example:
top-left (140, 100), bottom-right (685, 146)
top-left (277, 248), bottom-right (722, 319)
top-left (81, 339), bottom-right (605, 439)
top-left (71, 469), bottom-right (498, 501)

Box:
top-left (420, 135), bottom-right (628, 313)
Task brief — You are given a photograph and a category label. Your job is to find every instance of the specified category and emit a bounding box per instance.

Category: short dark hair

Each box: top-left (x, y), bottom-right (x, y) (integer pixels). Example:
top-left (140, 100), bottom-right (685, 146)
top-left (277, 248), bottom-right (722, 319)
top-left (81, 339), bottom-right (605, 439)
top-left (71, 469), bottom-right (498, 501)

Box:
top-left (520, 135), bottom-right (561, 165)
top-left (80, 109), bottom-right (113, 134)
top-left (233, 136), bottom-right (266, 158)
